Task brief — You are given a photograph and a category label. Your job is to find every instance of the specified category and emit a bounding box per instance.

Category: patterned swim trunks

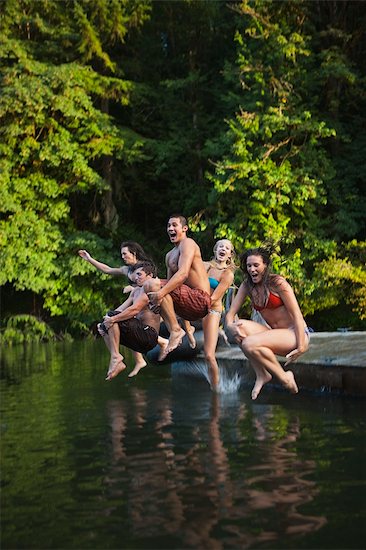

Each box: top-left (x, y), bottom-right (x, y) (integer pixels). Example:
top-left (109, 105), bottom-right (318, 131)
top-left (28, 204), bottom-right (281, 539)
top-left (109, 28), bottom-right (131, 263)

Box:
top-left (170, 285), bottom-right (211, 321)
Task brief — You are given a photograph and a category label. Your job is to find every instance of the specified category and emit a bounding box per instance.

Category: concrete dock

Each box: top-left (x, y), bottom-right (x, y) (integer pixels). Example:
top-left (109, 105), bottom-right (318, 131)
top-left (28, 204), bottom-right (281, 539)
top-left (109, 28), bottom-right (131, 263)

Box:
top-left (192, 331), bottom-right (366, 397)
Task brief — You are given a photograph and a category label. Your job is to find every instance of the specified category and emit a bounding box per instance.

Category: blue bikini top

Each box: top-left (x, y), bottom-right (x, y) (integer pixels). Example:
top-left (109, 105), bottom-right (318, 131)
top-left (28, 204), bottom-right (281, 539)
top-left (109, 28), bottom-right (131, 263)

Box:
top-left (209, 277), bottom-right (220, 290)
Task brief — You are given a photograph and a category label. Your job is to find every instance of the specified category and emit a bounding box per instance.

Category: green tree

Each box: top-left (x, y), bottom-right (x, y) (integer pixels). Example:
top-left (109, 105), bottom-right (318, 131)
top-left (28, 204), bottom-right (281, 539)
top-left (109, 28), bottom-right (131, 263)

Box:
top-left (205, 0), bottom-right (365, 324)
top-left (0, 0), bottom-right (150, 331)
top-left (113, 0), bottom-right (239, 249)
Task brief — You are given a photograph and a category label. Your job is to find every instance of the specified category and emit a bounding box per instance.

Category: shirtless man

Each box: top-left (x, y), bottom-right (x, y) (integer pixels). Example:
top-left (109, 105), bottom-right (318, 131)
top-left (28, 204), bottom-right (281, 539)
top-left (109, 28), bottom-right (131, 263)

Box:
top-left (146, 214), bottom-right (211, 360)
top-left (102, 261), bottom-right (168, 380)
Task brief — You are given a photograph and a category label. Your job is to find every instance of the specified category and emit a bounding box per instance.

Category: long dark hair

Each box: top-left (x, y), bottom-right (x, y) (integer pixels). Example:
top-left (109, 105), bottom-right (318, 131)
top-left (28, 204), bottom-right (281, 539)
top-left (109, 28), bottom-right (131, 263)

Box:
top-left (120, 241), bottom-right (151, 262)
top-left (240, 247), bottom-right (273, 294)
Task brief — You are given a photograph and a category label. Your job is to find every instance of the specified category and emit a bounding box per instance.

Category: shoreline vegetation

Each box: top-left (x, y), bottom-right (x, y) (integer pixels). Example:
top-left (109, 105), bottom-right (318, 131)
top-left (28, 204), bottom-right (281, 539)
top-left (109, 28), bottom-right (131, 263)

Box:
top-left (1, 1), bottom-right (365, 337)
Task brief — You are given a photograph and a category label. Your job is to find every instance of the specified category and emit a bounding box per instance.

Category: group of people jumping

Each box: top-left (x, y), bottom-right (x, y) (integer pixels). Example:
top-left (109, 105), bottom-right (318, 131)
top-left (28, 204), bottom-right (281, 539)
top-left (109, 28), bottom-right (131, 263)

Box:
top-left (78, 213), bottom-right (310, 398)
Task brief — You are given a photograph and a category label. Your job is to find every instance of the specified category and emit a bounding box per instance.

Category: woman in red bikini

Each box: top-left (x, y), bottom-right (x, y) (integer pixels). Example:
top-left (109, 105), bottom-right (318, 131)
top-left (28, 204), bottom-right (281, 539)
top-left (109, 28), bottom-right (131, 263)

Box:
top-left (225, 247), bottom-right (310, 400)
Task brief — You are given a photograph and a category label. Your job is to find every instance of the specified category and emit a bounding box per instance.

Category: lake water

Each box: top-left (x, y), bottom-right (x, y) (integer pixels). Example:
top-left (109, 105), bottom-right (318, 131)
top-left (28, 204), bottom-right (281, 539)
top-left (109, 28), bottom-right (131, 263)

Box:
top-left (1, 340), bottom-right (365, 549)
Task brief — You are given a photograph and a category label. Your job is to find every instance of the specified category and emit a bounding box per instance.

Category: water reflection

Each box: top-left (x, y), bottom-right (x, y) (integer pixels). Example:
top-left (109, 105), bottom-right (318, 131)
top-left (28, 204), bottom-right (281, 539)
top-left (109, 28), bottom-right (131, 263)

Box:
top-left (5, 343), bottom-right (362, 549)
top-left (244, 412), bottom-right (327, 541)
top-left (103, 385), bottom-right (327, 548)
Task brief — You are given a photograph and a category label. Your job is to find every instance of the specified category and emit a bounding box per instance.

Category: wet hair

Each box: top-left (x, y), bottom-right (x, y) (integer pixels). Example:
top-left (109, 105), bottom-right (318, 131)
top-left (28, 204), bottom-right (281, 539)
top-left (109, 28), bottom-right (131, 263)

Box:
top-left (213, 239), bottom-right (237, 269)
top-left (168, 214), bottom-right (189, 229)
top-left (240, 247), bottom-right (272, 290)
top-left (120, 241), bottom-right (151, 262)
top-left (132, 261), bottom-right (158, 278)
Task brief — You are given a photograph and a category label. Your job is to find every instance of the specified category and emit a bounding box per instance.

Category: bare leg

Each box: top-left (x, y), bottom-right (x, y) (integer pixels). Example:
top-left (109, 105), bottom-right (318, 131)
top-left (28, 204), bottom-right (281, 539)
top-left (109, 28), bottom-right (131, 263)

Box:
top-left (105, 323), bottom-right (126, 381)
top-left (144, 278), bottom-right (185, 361)
top-left (158, 294), bottom-right (185, 360)
top-left (231, 320), bottom-right (272, 398)
top-left (242, 328), bottom-right (299, 398)
top-left (99, 326), bottom-right (125, 379)
top-left (202, 313), bottom-right (221, 390)
top-left (100, 328), bottom-right (112, 353)
top-left (245, 357), bottom-right (273, 400)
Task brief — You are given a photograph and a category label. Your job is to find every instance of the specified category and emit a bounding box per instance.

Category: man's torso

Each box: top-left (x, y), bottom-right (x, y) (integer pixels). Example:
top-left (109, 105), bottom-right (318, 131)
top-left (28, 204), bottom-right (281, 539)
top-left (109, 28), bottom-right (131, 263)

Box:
top-left (167, 239), bottom-right (209, 293)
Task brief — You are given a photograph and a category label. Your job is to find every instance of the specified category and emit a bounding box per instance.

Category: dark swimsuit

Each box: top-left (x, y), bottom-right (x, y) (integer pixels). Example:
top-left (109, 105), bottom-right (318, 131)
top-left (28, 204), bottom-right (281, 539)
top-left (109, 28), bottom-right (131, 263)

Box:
top-left (252, 291), bottom-right (284, 312)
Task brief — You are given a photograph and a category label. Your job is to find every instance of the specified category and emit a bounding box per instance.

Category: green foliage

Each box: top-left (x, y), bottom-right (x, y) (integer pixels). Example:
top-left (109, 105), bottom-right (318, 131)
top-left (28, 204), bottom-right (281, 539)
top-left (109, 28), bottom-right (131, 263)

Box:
top-left (208, 0), bottom-right (335, 250)
top-left (0, 0), bottom-right (149, 332)
top-left (0, 0), bottom-right (364, 333)
top-left (308, 241), bottom-right (366, 320)
top-left (0, 315), bottom-right (56, 345)
top-left (42, 232), bottom-right (125, 325)
top-left (204, 0), bottom-right (365, 320)
top-left (0, 48), bottom-right (133, 293)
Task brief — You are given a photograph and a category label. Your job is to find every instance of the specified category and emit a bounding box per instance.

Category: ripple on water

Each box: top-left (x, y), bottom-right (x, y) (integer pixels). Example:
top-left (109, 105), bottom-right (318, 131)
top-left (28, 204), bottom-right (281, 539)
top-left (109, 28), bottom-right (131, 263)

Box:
top-left (171, 359), bottom-right (244, 394)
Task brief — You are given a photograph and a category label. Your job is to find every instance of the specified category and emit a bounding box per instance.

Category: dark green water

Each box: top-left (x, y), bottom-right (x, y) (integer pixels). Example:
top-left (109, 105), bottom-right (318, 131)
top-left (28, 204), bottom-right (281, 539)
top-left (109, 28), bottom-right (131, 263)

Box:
top-left (1, 340), bottom-right (365, 549)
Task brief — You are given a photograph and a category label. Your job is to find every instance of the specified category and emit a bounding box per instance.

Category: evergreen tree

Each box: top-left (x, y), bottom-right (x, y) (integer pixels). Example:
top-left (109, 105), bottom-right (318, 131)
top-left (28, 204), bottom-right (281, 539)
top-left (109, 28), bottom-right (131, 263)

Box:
top-left (0, 0), bottom-right (150, 329)
top-left (206, 0), bottom-right (365, 324)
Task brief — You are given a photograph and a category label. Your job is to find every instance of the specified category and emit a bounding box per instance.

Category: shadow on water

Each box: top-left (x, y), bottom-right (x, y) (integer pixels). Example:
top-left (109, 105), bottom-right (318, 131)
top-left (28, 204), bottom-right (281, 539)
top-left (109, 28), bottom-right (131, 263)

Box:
top-left (1, 341), bottom-right (365, 549)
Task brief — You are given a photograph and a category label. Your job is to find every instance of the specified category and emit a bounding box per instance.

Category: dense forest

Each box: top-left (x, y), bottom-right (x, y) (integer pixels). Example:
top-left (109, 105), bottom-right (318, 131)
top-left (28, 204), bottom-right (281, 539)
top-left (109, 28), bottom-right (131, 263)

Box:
top-left (1, 0), bottom-right (365, 343)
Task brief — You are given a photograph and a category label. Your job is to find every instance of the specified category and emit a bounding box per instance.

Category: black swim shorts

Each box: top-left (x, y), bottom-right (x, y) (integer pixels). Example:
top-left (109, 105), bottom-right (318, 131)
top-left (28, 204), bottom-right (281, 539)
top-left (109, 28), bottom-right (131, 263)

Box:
top-left (117, 316), bottom-right (158, 354)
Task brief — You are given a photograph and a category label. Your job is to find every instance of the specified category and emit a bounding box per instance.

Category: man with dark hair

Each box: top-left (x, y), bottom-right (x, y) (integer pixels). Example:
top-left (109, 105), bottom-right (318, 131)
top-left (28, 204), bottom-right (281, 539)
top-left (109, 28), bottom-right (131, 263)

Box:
top-left (146, 214), bottom-right (211, 360)
top-left (102, 261), bottom-right (167, 380)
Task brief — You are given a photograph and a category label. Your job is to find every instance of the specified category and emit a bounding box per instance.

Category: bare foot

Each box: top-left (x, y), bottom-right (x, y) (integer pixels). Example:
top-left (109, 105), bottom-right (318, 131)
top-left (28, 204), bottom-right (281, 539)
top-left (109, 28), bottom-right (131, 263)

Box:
top-left (186, 325), bottom-right (196, 349)
top-left (105, 353), bottom-right (125, 381)
top-left (251, 371), bottom-right (272, 400)
top-left (157, 339), bottom-right (169, 361)
top-left (158, 328), bottom-right (185, 361)
top-left (283, 370), bottom-right (298, 394)
top-left (105, 360), bottom-right (126, 381)
top-left (128, 360), bottom-right (147, 378)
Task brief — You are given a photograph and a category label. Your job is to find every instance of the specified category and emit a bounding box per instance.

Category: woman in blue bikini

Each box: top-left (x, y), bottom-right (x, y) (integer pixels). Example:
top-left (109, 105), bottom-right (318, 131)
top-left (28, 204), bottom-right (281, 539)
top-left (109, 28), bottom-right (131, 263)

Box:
top-left (225, 247), bottom-right (309, 399)
top-left (202, 239), bottom-right (237, 390)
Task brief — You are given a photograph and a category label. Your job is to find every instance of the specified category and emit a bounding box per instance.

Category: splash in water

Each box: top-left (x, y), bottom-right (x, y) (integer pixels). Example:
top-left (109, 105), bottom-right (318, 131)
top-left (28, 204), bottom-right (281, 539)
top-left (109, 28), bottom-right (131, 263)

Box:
top-left (171, 359), bottom-right (243, 394)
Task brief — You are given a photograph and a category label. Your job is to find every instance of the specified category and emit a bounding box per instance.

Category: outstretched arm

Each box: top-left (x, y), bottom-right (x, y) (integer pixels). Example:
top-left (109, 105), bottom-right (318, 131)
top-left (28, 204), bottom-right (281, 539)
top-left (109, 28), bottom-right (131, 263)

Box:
top-left (78, 249), bottom-right (128, 276)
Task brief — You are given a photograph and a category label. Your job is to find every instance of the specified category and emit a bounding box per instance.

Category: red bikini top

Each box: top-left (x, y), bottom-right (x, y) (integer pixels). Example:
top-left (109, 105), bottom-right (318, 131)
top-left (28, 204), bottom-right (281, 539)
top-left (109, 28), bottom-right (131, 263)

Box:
top-left (252, 291), bottom-right (284, 312)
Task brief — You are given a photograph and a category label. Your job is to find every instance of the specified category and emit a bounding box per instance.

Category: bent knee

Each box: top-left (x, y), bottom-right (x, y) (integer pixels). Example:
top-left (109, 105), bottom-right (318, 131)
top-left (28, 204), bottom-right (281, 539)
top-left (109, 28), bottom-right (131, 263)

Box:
top-left (242, 337), bottom-right (259, 356)
top-left (204, 351), bottom-right (216, 364)
top-left (143, 278), bottom-right (160, 293)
